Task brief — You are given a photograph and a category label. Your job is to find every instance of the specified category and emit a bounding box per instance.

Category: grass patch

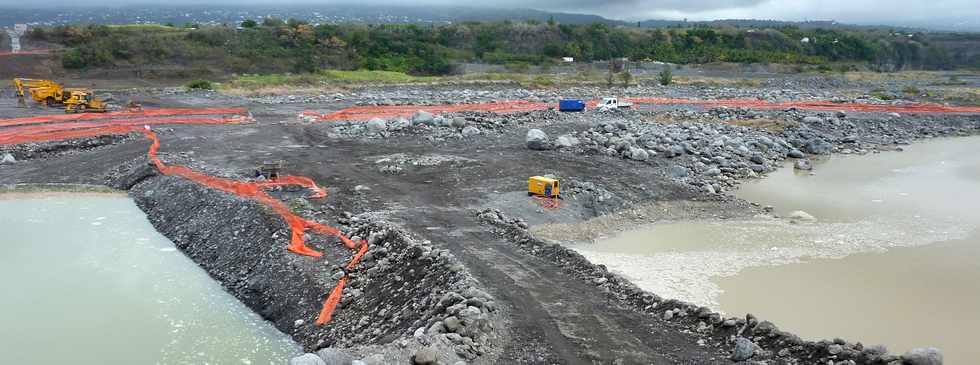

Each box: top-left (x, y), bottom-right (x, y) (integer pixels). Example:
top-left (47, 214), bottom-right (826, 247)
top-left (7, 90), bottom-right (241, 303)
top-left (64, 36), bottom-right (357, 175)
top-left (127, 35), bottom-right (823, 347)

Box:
top-left (221, 70), bottom-right (439, 93)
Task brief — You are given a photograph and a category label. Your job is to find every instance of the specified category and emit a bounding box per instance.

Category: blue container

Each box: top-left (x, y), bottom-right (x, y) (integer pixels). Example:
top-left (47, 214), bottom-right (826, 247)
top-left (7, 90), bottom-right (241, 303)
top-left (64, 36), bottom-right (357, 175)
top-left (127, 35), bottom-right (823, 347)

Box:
top-left (558, 99), bottom-right (586, 112)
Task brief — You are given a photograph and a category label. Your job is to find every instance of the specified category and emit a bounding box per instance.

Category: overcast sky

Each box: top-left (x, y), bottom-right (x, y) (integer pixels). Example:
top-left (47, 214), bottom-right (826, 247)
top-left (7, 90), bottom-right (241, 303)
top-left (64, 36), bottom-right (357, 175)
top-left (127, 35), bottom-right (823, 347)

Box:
top-left (1, 0), bottom-right (976, 27)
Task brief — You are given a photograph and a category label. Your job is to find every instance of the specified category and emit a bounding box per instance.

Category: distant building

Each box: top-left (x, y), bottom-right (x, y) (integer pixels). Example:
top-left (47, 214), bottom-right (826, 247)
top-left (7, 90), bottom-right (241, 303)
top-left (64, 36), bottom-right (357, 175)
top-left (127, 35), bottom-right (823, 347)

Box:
top-left (800, 37), bottom-right (811, 44)
top-left (561, 57), bottom-right (574, 63)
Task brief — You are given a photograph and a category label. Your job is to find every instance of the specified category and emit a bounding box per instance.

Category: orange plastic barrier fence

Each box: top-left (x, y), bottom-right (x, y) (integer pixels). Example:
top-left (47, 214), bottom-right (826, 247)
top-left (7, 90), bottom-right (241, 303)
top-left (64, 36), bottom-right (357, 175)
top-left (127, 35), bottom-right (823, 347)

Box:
top-left (309, 98), bottom-right (980, 122)
top-left (532, 196), bottom-right (561, 210)
top-left (0, 114), bottom-right (363, 325)
top-left (0, 107), bottom-right (248, 127)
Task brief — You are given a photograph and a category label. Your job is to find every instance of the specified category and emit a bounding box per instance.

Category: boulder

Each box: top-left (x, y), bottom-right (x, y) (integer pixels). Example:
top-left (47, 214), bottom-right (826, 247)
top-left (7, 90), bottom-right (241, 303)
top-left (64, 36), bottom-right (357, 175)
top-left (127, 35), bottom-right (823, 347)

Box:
top-left (366, 118), bottom-right (387, 132)
top-left (804, 139), bottom-right (833, 155)
top-left (669, 145), bottom-right (686, 157)
top-left (526, 129), bottom-right (552, 150)
top-left (411, 111), bottom-right (434, 124)
top-left (316, 348), bottom-right (353, 365)
top-left (749, 153), bottom-right (765, 164)
top-left (413, 347), bottom-right (438, 365)
top-left (668, 165), bottom-right (688, 179)
top-left (902, 347), bottom-right (943, 365)
top-left (787, 149), bottom-right (805, 158)
top-left (0, 153), bottom-right (15, 164)
top-left (629, 147), bottom-right (649, 161)
top-left (802, 116), bottom-right (823, 124)
top-left (704, 167), bottom-right (722, 177)
top-left (461, 126), bottom-right (481, 137)
top-left (788, 210), bottom-right (817, 222)
top-left (450, 116), bottom-right (468, 128)
top-left (794, 159), bottom-right (813, 171)
top-left (291, 353), bottom-right (327, 365)
top-left (732, 337), bottom-right (755, 361)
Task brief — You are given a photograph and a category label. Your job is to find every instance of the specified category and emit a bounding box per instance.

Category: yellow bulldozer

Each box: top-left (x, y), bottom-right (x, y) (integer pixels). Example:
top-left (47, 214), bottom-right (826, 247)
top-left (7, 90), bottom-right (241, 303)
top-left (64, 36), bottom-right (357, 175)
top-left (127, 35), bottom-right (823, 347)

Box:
top-left (13, 78), bottom-right (108, 113)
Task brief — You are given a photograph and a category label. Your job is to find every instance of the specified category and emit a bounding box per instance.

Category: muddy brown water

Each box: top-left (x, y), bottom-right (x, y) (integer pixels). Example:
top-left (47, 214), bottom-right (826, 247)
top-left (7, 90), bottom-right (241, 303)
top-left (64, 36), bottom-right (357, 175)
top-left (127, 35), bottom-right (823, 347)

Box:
top-left (571, 136), bottom-right (980, 363)
top-left (0, 195), bottom-right (300, 364)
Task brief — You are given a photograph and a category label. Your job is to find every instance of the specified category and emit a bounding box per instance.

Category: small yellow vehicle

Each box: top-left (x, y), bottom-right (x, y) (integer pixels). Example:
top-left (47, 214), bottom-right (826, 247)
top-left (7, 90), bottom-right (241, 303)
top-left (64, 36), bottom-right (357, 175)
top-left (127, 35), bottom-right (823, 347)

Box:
top-left (527, 176), bottom-right (560, 198)
top-left (64, 90), bottom-right (108, 113)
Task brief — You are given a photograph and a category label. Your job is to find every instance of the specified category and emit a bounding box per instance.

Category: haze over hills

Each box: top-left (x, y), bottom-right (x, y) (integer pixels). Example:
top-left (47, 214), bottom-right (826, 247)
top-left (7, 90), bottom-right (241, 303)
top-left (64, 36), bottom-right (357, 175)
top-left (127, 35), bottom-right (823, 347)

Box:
top-left (0, 4), bottom-right (977, 32)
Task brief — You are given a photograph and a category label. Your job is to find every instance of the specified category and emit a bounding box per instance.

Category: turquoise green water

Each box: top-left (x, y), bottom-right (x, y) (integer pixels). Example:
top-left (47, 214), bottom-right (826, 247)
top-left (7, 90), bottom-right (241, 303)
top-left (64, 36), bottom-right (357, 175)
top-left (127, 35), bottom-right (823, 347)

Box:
top-left (0, 195), bottom-right (300, 365)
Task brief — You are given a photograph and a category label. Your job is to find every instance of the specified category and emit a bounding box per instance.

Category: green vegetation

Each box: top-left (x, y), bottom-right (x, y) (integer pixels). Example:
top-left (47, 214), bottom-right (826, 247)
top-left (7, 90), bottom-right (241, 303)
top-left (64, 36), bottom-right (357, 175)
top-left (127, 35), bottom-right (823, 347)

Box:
top-left (619, 71), bottom-right (632, 86)
top-left (186, 79), bottom-right (213, 90)
top-left (25, 20), bottom-right (973, 78)
top-left (224, 70), bottom-right (437, 89)
top-left (658, 67), bottom-right (673, 86)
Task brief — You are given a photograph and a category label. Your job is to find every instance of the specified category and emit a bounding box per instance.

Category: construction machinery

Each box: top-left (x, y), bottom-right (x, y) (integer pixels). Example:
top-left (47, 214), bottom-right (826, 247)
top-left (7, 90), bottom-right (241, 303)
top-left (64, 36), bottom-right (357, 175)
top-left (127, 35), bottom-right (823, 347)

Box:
top-left (256, 161), bottom-right (283, 180)
top-left (528, 176), bottom-right (561, 198)
top-left (13, 78), bottom-right (108, 113)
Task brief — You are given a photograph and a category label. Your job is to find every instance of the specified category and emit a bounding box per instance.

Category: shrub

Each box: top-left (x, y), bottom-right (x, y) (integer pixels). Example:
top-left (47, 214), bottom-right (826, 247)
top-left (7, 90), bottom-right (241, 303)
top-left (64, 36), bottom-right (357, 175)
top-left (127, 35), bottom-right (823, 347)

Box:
top-left (619, 71), bottom-right (632, 86)
top-left (186, 79), bottom-right (213, 90)
top-left (658, 67), bottom-right (673, 86)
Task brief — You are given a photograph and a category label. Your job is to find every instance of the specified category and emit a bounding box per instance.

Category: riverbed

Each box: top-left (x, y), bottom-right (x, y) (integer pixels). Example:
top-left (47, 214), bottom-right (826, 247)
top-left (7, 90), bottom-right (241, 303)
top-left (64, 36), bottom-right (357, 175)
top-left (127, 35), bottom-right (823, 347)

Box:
top-left (0, 195), bottom-right (300, 364)
top-left (572, 136), bottom-right (980, 362)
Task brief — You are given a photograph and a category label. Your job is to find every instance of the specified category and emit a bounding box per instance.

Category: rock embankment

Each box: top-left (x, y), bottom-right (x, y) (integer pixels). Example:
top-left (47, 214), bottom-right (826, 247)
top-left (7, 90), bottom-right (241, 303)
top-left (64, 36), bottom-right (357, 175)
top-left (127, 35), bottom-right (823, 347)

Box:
top-left (476, 208), bottom-right (923, 365)
top-left (109, 159), bottom-right (501, 364)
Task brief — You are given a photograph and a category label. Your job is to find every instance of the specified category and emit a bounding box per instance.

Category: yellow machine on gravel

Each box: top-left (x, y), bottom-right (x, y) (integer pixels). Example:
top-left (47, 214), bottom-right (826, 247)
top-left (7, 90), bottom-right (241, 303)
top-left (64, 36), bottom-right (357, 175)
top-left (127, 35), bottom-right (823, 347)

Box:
top-left (13, 78), bottom-right (108, 113)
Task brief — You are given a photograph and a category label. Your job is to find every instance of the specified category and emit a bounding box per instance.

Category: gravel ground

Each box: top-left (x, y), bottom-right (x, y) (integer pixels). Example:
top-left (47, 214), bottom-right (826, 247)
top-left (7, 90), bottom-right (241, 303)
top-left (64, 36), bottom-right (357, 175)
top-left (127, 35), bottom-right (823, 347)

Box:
top-left (0, 78), bottom-right (975, 364)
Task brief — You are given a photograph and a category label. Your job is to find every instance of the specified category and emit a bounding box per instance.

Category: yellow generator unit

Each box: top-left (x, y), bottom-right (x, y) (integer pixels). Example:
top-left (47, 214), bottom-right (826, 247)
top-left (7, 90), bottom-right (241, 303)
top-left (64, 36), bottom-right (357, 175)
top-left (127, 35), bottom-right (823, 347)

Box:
top-left (528, 176), bottom-right (560, 198)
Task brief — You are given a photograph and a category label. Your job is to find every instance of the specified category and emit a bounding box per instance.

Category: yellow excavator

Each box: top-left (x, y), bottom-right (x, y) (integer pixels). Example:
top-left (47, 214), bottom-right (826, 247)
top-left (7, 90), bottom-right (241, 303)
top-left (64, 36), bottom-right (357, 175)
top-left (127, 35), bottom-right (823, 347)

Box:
top-left (13, 78), bottom-right (108, 113)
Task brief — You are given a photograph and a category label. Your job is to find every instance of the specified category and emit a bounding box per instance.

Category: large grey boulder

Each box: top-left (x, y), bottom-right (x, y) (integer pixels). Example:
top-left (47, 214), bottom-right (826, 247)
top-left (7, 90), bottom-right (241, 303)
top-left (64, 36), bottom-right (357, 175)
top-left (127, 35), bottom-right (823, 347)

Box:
top-left (629, 147), bottom-right (649, 161)
top-left (461, 126), bottom-right (481, 137)
top-left (526, 129), bottom-right (552, 150)
top-left (704, 167), bottom-right (722, 177)
top-left (731, 337), bottom-right (755, 361)
top-left (366, 118), bottom-right (387, 132)
top-left (0, 153), bottom-right (15, 164)
top-left (802, 116), bottom-right (823, 124)
top-left (794, 159), bottom-right (813, 171)
top-left (787, 149), bottom-right (805, 158)
top-left (412, 347), bottom-right (438, 365)
top-left (450, 117), bottom-right (468, 128)
top-left (902, 347), bottom-right (943, 365)
top-left (411, 111), bottom-right (434, 124)
top-left (316, 348), bottom-right (353, 365)
top-left (291, 353), bottom-right (327, 365)
top-left (804, 139), bottom-right (833, 155)
top-left (668, 165), bottom-right (688, 179)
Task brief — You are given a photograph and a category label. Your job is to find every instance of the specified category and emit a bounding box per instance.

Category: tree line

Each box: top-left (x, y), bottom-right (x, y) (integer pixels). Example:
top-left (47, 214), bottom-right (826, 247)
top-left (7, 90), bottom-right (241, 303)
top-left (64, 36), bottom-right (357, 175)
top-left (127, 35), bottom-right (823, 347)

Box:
top-left (27, 19), bottom-right (966, 76)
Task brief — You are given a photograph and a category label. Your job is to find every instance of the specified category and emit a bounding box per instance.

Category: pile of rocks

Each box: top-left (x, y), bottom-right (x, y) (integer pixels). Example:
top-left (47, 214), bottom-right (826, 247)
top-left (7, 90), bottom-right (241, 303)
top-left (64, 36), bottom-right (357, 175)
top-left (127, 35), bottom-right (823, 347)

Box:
top-left (0, 133), bottom-right (135, 162)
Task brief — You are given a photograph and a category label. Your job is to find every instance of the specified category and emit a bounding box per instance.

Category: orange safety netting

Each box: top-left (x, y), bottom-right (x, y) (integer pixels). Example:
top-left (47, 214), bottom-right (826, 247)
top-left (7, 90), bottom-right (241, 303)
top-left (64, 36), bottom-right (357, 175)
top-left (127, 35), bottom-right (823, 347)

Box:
top-left (0, 114), bottom-right (363, 325)
top-left (308, 98), bottom-right (980, 122)
top-left (532, 195), bottom-right (562, 210)
top-left (0, 107), bottom-right (248, 127)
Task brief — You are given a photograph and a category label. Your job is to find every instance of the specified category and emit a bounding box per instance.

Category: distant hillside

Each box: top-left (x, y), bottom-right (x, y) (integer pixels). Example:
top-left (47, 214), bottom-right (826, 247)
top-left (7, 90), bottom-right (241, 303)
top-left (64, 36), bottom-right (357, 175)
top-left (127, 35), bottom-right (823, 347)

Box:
top-left (2, 4), bottom-right (975, 33)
